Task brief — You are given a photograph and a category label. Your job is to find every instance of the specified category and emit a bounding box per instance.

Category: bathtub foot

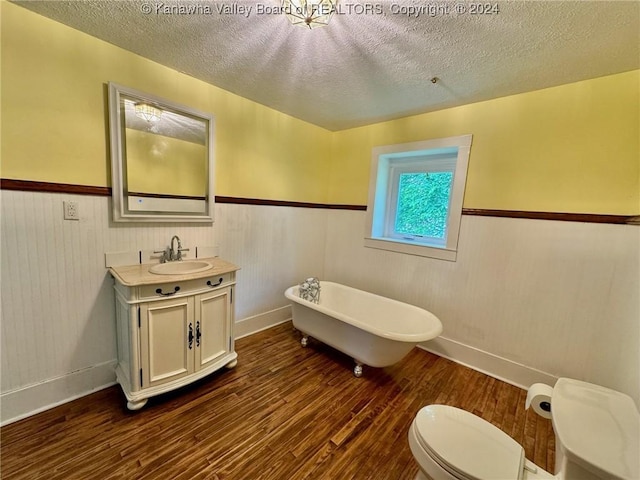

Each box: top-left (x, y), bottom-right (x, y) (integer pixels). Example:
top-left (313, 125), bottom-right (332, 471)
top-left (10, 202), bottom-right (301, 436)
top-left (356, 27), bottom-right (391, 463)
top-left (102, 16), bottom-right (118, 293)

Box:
top-left (353, 362), bottom-right (363, 378)
top-left (301, 335), bottom-right (309, 348)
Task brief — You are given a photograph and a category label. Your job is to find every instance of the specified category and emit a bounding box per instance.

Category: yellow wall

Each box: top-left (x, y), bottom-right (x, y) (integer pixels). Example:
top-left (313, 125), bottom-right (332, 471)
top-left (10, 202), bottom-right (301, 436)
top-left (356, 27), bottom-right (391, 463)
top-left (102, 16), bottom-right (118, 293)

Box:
top-left (0, 1), bottom-right (333, 203)
top-left (328, 71), bottom-right (640, 214)
top-left (125, 129), bottom-right (207, 197)
top-left (2, 2), bottom-right (639, 214)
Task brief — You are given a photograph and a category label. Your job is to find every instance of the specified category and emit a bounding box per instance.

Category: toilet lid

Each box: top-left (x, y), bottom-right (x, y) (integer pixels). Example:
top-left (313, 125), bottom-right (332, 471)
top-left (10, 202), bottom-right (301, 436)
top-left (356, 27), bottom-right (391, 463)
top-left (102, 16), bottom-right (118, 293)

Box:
top-left (414, 405), bottom-right (524, 480)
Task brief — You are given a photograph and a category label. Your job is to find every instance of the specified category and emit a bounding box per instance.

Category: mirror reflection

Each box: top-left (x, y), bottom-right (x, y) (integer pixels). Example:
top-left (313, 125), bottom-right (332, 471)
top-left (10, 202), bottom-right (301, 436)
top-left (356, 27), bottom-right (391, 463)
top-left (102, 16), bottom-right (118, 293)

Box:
top-left (108, 83), bottom-right (214, 222)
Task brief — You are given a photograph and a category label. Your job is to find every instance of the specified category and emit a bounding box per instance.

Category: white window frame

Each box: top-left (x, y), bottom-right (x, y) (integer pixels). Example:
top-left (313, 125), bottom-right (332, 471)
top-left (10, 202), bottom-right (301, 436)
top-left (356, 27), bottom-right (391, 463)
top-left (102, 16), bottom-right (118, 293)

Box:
top-left (364, 134), bottom-right (473, 261)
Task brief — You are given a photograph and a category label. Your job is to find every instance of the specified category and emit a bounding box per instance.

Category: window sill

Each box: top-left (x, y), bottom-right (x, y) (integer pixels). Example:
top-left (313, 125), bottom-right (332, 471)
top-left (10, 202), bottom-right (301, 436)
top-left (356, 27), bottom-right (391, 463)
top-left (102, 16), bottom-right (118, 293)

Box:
top-left (364, 237), bottom-right (458, 261)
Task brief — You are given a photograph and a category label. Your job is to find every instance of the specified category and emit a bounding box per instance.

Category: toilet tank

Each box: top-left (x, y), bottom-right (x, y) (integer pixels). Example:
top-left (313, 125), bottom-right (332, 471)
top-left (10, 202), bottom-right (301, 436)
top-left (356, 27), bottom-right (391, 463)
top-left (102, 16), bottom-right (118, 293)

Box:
top-left (551, 378), bottom-right (639, 480)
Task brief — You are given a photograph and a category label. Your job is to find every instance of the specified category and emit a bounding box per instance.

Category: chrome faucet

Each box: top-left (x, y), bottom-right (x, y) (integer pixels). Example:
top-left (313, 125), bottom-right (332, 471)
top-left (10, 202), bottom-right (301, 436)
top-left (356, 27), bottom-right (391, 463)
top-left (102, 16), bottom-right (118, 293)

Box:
top-left (170, 235), bottom-right (182, 261)
top-left (154, 235), bottom-right (189, 263)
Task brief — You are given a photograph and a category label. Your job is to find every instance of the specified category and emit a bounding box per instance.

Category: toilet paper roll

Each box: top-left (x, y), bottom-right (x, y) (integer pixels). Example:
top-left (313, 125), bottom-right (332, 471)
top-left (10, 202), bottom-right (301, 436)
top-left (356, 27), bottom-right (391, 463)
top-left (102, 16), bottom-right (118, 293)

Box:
top-left (525, 383), bottom-right (554, 419)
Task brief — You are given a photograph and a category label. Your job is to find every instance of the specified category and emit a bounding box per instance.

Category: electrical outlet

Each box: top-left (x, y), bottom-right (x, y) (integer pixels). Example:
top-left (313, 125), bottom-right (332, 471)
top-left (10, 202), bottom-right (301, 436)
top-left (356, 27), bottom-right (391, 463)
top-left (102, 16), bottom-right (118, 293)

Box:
top-left (63, 200), bottom-right (79, 220)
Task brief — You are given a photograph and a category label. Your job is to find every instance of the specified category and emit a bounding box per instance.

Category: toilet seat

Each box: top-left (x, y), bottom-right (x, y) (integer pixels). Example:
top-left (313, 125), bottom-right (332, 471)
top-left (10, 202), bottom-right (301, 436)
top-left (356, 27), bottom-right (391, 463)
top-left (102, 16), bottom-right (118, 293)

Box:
top-left (412, 405), bottom-right (525, 480)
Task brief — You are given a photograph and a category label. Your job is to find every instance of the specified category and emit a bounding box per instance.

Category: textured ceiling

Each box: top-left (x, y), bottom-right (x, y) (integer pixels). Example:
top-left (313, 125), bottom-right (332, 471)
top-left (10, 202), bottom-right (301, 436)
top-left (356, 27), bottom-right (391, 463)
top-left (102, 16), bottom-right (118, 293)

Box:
top-left (13, 0), bottom-right (640, 131)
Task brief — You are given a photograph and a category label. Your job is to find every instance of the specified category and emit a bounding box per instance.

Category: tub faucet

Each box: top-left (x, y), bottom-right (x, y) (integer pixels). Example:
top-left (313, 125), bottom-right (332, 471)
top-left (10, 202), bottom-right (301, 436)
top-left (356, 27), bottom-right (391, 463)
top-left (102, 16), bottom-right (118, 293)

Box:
top-left (299, 277), bottom-right (321, 304)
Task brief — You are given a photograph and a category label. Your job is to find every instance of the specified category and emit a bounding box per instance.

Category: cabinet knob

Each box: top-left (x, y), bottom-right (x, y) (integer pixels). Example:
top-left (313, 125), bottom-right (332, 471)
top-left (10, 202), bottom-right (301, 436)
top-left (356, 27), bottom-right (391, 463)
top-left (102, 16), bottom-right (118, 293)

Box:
top-left (188, 323), bottom-right (194, 350)
top-left (206, 278), bottom-right (224, 288)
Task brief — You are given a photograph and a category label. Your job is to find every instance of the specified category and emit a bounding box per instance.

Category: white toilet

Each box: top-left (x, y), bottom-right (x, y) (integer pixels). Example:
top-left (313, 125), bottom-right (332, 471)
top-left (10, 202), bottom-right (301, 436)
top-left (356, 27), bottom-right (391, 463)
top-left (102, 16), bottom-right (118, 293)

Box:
top-left (408, 378), bottom-right (639, 480)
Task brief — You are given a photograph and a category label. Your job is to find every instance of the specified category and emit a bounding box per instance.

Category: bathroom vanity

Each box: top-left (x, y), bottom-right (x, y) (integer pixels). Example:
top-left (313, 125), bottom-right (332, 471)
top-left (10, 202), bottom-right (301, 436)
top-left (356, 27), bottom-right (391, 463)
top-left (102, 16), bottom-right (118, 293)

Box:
top-left (109, 257), bottom-right (239, 410)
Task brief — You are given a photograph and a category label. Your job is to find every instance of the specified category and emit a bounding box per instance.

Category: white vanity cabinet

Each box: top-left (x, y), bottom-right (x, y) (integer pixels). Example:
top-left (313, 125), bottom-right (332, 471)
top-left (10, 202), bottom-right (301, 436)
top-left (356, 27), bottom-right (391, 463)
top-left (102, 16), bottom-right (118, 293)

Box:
top-left (109, 258), bottom-right (239, 410)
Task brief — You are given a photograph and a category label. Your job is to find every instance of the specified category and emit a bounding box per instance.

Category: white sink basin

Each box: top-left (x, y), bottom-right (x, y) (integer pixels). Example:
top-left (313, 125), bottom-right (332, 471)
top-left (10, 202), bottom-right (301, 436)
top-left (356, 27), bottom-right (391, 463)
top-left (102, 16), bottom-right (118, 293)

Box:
top-left (149, 260), bottom-right (213, 275)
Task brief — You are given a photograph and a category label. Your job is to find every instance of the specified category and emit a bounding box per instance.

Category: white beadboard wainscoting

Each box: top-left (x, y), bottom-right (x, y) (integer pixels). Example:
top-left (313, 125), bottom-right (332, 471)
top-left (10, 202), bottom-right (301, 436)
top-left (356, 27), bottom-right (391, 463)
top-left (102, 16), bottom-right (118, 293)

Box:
top-left (215, 201), bottom-right (328, 340)
top-left (0, 190), bottom-right (326, 424)
top-left (213, 202), bottom-right (327, 324)
top-left (324, 210), bottom-right (640, 406)
top-left (2, 189), bottom-right (638, 423)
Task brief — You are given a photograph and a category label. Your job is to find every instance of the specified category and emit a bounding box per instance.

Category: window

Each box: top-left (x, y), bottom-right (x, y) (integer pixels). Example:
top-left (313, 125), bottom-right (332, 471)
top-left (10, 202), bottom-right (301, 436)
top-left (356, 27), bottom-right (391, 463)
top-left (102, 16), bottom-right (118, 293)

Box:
top-left (364, 135), bottom-right (472, 261)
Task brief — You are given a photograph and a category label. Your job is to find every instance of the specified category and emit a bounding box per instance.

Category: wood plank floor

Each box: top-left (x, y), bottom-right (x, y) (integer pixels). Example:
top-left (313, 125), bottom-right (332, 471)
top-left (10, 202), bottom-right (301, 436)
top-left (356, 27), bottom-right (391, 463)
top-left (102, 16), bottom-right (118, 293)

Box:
top-left (1, 322), bottom-right (555, 479)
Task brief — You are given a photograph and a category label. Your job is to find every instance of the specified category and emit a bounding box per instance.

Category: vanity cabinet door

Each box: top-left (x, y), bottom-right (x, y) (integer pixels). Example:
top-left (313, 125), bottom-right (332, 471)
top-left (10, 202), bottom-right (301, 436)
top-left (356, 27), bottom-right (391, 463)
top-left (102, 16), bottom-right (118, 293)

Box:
top-left (139, 296), bottom-right (195, 388)
top-left (195, 287), bottom-right (231, 371)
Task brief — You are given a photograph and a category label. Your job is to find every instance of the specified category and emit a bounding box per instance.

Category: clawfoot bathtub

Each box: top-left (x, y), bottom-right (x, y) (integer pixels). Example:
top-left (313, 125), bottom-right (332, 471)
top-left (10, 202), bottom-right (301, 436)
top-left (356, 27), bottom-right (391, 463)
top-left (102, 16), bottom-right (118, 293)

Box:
top-left (284, 281), bottom-right (443, 377)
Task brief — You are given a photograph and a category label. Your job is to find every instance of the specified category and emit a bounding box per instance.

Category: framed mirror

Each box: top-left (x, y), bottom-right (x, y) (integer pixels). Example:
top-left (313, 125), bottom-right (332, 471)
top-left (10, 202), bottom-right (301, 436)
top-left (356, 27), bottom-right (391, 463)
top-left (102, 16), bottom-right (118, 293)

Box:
top-left (108, 82), bottom-right (214, 222)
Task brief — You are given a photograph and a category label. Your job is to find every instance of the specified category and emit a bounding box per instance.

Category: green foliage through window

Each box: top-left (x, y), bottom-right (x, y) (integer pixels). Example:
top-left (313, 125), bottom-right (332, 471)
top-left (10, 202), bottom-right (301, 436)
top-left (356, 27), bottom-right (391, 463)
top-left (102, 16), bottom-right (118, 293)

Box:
top-left (395, 172), bottom-right (453, 239)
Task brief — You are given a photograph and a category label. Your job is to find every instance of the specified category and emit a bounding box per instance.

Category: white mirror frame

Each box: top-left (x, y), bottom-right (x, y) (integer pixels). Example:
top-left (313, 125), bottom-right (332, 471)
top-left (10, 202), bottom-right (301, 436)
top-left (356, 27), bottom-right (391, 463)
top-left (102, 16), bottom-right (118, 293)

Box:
top-left (108, 82), bottom-right (215, 223)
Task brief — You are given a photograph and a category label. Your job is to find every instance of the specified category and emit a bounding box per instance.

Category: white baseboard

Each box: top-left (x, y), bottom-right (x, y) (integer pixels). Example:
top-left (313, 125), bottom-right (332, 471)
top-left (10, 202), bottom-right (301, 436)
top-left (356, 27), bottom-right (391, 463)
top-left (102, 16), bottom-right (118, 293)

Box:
top-left (0, 307), bottom-right (293, 425)
top-left (237, 306), bottom-right (557, 391)
top-left (235, 307), bottom-right (557, 390)
top-left (420, 336), bottom-right (558, 390)
top-left (235, 305), bottom-right (292, 339)
top-left (1, 361), bottom-right (117, 426)
top-left (0, 319), bottom-right (555, 425)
